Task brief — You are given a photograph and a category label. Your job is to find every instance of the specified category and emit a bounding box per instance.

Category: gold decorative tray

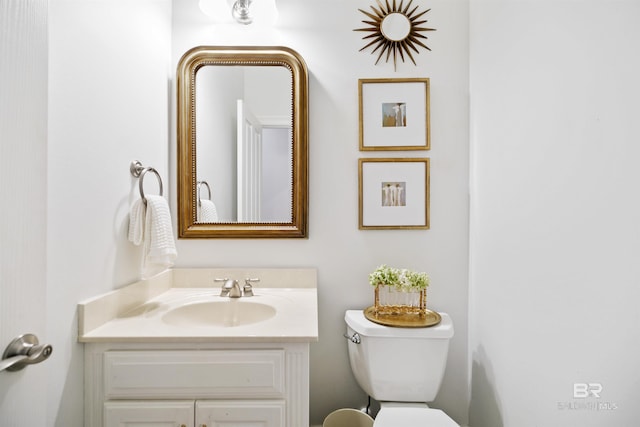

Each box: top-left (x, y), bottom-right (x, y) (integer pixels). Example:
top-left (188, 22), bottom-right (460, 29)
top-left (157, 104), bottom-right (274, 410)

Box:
top-left (364, 306), bottom-right (441, 328)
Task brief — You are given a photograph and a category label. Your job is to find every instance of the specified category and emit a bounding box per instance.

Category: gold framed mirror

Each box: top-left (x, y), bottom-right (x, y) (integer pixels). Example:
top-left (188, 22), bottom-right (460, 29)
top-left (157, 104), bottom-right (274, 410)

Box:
top-left (177, 46), bottom-right (308, 238)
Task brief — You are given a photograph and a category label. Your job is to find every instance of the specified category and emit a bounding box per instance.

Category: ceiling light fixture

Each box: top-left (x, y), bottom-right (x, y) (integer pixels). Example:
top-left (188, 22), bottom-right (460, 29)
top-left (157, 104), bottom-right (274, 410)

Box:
top-left (199, 0), bottom-right (278, 26)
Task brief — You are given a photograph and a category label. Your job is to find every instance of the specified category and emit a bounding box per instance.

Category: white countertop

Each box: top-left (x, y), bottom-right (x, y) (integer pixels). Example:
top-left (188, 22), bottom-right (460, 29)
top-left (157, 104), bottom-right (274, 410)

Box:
top-left (78, 268), bottom-right (318, 343)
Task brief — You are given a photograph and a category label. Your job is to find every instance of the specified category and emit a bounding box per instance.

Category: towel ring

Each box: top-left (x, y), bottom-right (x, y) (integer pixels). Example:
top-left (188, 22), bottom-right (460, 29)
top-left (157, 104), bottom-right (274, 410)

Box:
top-left (130, 160), bottom-right (163, 205)
top-left (197, 181), bottom-right (211, 207)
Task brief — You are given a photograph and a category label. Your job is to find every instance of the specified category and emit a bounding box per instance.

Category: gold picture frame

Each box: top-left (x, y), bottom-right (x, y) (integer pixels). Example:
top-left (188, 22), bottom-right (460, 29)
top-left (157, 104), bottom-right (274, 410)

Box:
top-left (358, 158), bottom-right (430, 229)
top-left (359, 78), bottom-right (430, 151)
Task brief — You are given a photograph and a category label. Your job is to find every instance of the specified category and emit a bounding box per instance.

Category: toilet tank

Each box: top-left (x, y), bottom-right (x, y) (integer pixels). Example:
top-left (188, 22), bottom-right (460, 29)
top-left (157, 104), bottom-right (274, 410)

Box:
top-left (345, 310), bottom-right (453, 403)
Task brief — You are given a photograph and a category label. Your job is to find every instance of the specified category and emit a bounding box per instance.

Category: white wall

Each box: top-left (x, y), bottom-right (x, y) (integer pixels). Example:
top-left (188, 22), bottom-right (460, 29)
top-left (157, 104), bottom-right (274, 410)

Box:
top-left (172, 1), bottom-right (470, 425)
top-left (261, 127), bottom-right (292, 221)
top-left (196, 66), bottom-right (240, 220)
top-left (47, 1), bottom-right (171, 424)
top-left (469, 1), bottom-right (640, 426)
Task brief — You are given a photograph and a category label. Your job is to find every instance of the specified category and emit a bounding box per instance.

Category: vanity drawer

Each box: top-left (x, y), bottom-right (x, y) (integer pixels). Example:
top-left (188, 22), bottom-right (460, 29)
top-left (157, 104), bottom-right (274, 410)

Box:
top-left (103, 349), bottom-right (285, 399)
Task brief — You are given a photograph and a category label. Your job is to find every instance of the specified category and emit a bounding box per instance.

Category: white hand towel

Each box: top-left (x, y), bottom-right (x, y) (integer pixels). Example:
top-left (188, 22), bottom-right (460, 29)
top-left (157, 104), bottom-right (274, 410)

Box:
top-left (128, 198), bottom-right (145, 246)
top-left (198, 199), bottom-right (219, 222)
top-left (144, 195), bottom-right (177, 267)
top-left (128, 195), bottom-right (177, 278)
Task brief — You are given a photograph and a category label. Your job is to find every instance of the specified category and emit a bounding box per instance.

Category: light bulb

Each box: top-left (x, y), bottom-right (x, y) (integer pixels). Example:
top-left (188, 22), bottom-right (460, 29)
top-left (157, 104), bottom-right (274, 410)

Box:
top-left (231, 0), bottom-right (252, 25)
top-left (200, 0), bottom-right (278, 26)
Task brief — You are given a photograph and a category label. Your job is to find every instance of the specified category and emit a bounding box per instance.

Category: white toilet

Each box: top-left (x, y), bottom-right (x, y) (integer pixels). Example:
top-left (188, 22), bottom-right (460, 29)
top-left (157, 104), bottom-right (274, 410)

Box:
top-left (344, 310), bottom-right (459, 427)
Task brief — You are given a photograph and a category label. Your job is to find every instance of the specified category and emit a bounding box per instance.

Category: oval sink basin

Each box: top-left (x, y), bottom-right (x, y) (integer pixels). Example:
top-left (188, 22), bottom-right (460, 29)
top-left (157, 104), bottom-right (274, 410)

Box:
top-left (162, 300), bottom-right (277, 328)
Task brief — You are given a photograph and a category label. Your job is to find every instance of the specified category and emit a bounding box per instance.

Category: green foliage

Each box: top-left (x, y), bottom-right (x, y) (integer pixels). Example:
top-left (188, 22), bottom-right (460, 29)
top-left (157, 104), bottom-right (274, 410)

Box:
top-left (368, 264), bottom-right (430, 291)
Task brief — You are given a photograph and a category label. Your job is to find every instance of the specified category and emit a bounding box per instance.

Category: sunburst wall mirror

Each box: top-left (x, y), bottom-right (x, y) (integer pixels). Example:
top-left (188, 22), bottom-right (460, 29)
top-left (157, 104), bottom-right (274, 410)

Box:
top-left (355, 0), bottom-right (435, 70)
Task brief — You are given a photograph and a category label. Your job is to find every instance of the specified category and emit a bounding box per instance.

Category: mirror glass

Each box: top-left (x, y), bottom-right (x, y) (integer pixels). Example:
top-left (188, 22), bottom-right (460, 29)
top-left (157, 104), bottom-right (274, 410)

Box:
top-left (381, 13), bottom-right (411, 41)
top-left (177, 46), bottom-right (308, 238)
top-left (195, 66), bottom-right (292, 223)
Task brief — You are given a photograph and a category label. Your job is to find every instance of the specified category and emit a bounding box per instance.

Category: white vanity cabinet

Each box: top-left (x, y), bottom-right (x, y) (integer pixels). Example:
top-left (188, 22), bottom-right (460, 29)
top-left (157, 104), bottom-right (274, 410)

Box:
top-left (104, 401), bottom-right (195, 427)
top-left (79, 268), bottom-right (318, 427)
top-left (104, 400), bottom-right (284, 427)
top-left (85, 342), bottom-right (310, 427)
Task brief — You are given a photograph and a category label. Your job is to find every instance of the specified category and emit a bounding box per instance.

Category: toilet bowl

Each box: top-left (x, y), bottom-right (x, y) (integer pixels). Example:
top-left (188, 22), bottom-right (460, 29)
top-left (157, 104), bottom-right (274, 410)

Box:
top-left (374, 402), bottom-right (458, 427)
top-left (344, 310), bottom-right (459, 427)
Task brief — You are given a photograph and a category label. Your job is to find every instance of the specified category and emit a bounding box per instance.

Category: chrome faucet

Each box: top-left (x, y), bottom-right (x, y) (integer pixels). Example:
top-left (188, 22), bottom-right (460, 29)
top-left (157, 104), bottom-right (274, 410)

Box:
top-left (220, 279), bottom-right (242, 298)
top-left (215, 277), bottom-right (259, 298)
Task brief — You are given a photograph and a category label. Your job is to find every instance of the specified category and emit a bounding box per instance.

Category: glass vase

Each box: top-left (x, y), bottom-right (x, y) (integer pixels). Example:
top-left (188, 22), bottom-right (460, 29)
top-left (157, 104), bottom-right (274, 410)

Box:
top-left (374, 284), bottom-right (426, 316)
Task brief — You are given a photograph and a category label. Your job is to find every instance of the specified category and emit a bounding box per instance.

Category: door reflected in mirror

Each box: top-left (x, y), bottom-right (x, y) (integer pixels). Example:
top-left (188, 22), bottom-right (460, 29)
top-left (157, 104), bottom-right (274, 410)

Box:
top-left (177, 46), bottom-right (308, 238)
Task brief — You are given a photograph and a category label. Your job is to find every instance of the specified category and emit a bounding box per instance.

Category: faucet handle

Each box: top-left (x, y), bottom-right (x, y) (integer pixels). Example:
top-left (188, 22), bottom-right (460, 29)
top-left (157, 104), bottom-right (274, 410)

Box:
top-left (243, 278), bottom-right (259, 297)
top-left (243, 284), bottom-right (254, 297)
top-left (215, 278), bottom-right (231, 296)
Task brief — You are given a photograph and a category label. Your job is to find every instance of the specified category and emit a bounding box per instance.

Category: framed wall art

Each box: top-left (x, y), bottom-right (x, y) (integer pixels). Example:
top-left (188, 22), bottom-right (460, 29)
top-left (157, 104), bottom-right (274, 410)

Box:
top-left (358, 158), bottom-right (430, 230)
top-left (359, 78), bottom-right (430, 151)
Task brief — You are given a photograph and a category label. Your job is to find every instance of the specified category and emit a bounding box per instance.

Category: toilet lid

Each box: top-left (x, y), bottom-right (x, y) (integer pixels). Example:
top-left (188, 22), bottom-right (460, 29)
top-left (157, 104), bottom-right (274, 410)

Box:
top-left (374, 407), bottom-right (459, 427)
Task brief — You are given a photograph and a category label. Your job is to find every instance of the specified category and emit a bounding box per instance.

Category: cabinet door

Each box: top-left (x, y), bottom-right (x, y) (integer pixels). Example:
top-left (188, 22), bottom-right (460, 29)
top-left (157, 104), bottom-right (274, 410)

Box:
top-left (104, 401), bottom-right (194, 427)
top-left (195, 400), bottom-right (285, 427)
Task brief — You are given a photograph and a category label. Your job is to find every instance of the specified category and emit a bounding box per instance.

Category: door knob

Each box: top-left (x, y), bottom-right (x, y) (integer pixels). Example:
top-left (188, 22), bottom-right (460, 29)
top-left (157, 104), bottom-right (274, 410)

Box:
top-left (0, 334), bottom-right (52, 372)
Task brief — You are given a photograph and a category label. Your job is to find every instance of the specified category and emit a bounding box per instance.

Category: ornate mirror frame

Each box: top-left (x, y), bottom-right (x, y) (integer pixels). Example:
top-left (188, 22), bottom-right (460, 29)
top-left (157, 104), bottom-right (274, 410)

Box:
top-left (177, 46), bottom-right (308, 238)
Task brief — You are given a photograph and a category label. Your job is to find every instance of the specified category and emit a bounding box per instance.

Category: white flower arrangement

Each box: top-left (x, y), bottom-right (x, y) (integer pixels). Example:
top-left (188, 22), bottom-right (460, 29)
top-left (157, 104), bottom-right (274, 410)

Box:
top-left (368, 264), bottom-right (430, 292)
